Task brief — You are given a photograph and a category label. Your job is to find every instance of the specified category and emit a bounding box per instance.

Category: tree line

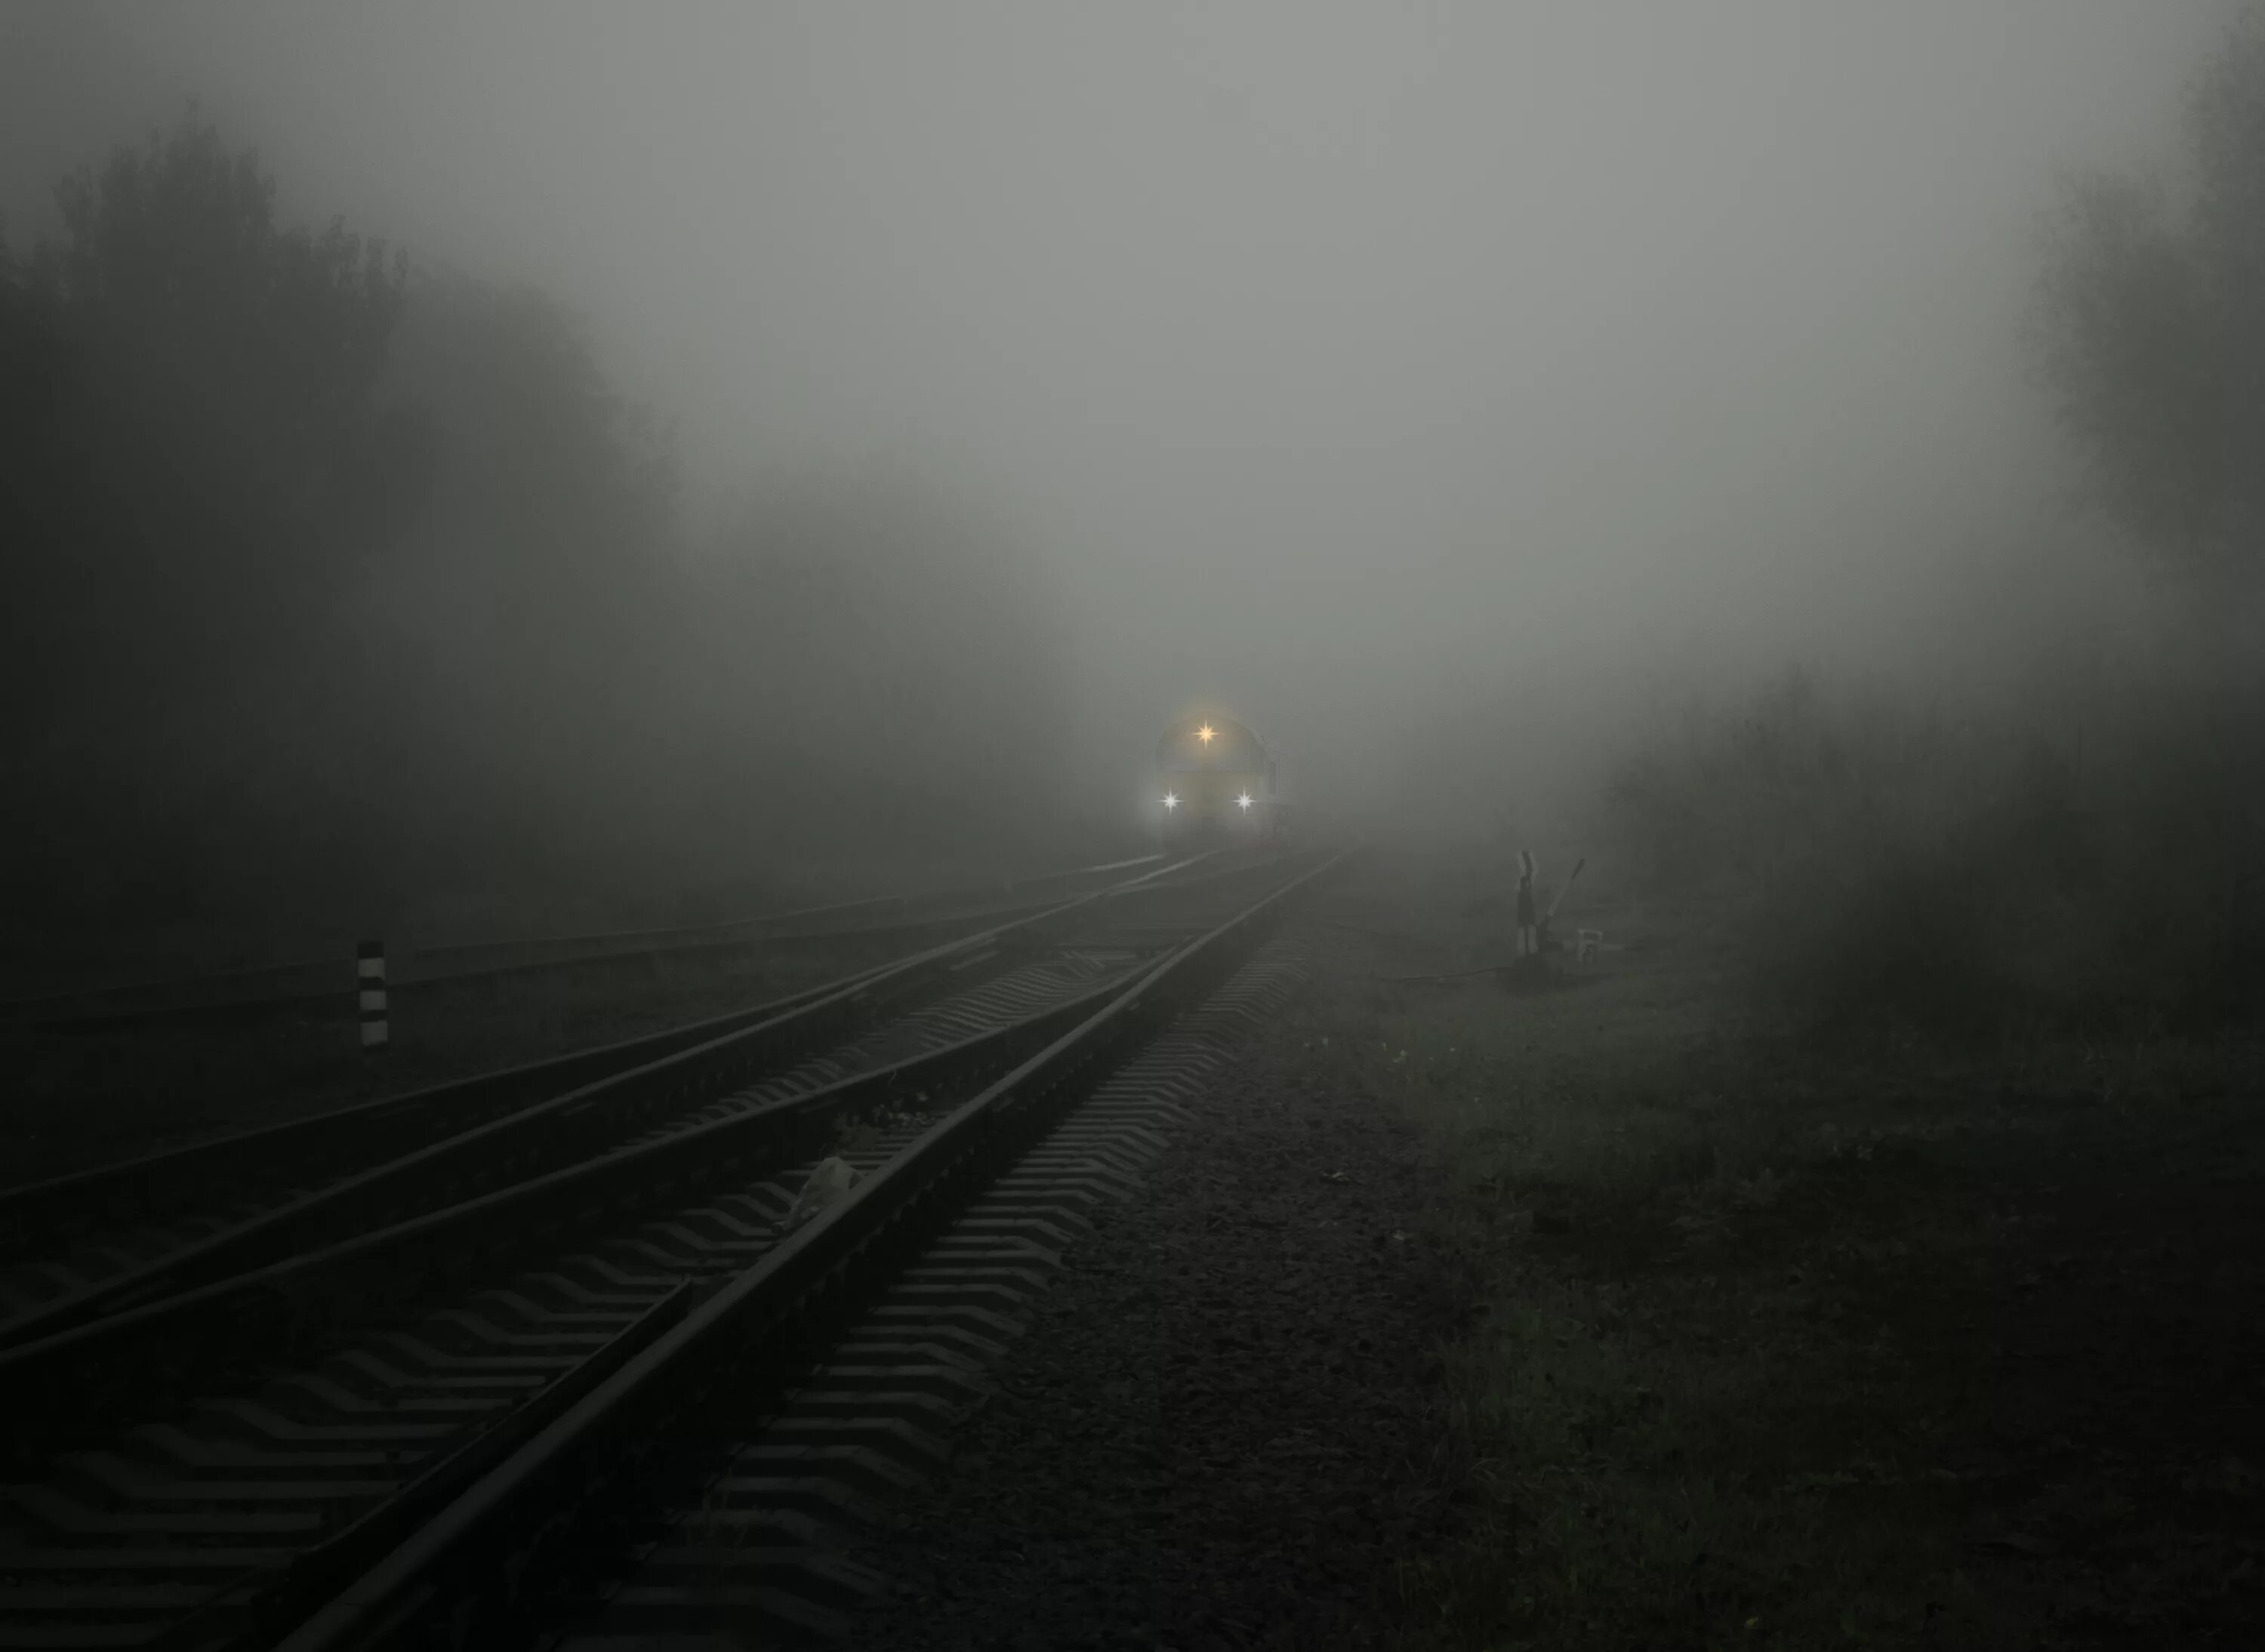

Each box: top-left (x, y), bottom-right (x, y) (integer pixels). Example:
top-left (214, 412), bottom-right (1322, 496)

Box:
top-left (1, 113), bottom-right (1071, 950)
top-left (2029, 5), bottom-right (2263, 606)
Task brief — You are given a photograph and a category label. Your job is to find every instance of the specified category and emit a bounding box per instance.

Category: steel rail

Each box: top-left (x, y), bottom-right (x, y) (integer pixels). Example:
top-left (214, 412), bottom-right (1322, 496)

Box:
top-left (0, 853), bottom-right (1338, 1652)
top-left (259, 846), bottom-right (1359, 1652)
top-left (23, 882), bottom-right (1160, 1039)
top-left (402, 850), bottom-right (1169, 969)
top-left (4, 852), bottom-right (1166, 1031)
top-left (0, 951), bottom-right (1165, 1480)
top-left (0, 858), bottom-right (1347, 1644)
top-left (0, 853), bottom-right (1331, 1473)
top-left (2, 957), bottom-right (889, 1259)
top-left (0, 852), bottom-right (1225, 1349)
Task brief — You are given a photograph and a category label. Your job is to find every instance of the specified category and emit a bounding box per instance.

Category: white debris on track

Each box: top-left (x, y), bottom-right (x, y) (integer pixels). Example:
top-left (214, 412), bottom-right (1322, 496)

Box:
top-left (781, 1154), bottom-right (863, 1233)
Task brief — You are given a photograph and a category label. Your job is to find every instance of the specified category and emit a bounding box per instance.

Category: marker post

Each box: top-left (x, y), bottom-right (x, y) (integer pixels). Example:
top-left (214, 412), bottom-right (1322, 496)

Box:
top-left (358, 940), bottom-right (388, 1051)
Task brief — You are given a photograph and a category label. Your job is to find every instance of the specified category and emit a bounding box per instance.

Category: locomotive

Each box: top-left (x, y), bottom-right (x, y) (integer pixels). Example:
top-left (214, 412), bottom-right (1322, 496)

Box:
top-left (1154, 713), bottom-right (1286, 849)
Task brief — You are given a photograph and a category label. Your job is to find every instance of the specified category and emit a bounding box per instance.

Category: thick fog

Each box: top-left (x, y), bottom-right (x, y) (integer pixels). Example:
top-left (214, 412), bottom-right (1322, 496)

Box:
top-left (3, 0), bottom-right (2246, 928)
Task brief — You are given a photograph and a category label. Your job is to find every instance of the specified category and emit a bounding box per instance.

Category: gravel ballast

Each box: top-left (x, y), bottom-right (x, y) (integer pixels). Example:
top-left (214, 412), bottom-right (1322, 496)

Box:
top-left (846, 944), bottom-right (1466, 1650)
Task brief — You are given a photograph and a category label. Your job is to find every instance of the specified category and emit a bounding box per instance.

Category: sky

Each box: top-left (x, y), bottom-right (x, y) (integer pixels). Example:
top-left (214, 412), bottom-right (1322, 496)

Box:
top-left (2, 0), bottom-right (2236, 817)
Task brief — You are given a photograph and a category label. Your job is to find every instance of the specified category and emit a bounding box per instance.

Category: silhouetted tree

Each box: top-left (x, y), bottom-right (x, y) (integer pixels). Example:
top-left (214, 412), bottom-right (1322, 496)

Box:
top-left (2, 113), bottom-right (427, 923)
top-left (344, 272), bottom-right (683, 899)
top-left (2030, 9), bottom-right (2264, 593)
top-left (51, 114), bottom-right (410, 663)
top-left (5, 106), bottom-right (1074, 942)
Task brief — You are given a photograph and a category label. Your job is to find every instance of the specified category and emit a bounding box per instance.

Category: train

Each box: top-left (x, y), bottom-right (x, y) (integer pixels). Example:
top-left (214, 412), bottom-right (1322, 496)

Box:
top-left (1153, 713), bottom-right (1287, 850)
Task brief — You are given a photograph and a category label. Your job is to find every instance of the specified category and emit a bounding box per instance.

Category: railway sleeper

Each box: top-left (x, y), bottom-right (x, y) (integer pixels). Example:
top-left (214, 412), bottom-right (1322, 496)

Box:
top-left (5, 1484), bottom-right (323, 1540)
top-left (429, 1305), bottom-right (626, 1342)
top-left (119, 1426), bottom-right (400, 1478)
top-left (53, 1453), bottom-right (395, 1507)
top-left (189, 1400), bottom-right (453, 1449)
top-left (365, 1333), bottom-right (582, 1373)
top-left (0, 942), bottom-right (1142, 1364)
top-left (0, 866), bottom-right (1314, 1647)
top-left (629, 1543), bottom-right (892, 1609)
top-left (263, 1373), bottom-right (510, 1417)
top-left (536, 927), bottom-right (1320, 1650)
top-left (772, 1389), bottom-right (973, 1432)
top-left (0, 1545), bottom-right (289, 1575)
top-left (699, 1473), bottom-right (895, 1531)
top-left (318, 1350), bottom-right (548, 1393)
top-left (667, 1505), bottom-right (856, 1552)
top-left (0, 1281), bottom-right (696, 1646)
top-left (563, 1580), bottom-right (852, 1647)
top-left (0, 1580), bottom-right (217, 1613)
top-left (716, 1442), bottom-right (929, 1506)
top-left (834, 1321), bottom-right (1013, 1367)
top-left (487, 1282), bottom-right (657, 1318)
top-left (803, 1363), bottom-right (993, 1403)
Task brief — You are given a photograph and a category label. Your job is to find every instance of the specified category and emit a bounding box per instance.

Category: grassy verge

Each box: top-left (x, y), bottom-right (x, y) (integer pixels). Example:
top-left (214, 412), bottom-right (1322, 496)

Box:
top-left (1600, 664), bottom-right (2263, 1041)
top-left (1279, 854), bottom-right (2265, 1650)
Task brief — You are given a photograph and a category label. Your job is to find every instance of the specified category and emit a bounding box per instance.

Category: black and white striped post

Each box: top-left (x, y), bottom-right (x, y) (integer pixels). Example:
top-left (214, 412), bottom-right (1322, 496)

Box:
top-left (358, 940), bottom-right (388, 1051)
top-left (1515, 850), bottom-right (1539, 959)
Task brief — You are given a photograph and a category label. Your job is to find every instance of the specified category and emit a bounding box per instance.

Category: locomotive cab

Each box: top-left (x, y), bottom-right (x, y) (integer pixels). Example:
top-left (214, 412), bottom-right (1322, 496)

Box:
top-left (1154, 714), bottom-right (1284, 849)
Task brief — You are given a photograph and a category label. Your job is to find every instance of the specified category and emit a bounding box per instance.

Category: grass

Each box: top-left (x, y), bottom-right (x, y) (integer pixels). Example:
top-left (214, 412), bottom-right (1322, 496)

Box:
top-left (1277, 849), bottom-right (2265, 1650)
top-left (1600, 663), bottom-right (2265, 1042)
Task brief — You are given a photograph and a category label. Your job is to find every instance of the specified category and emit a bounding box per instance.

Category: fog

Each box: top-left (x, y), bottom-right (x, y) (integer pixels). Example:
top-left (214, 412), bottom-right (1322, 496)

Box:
top-left (2, 0), bottom-right (2248, 939)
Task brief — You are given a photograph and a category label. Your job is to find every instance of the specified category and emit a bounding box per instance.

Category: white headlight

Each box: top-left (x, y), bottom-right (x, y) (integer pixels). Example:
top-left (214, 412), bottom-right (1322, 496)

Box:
top-left (1163, 794), bottom-right (1178, 809)
top-left (1237, 793), bottom-right (1253, 809)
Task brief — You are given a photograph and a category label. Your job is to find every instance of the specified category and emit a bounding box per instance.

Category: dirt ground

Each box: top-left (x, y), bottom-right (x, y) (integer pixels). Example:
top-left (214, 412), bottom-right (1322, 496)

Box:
top-left (849, 847), bottom-right (2265, 1650)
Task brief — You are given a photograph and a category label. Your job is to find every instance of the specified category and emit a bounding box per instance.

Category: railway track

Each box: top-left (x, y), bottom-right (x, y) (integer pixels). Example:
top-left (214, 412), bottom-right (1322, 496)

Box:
top-left (541, 924), bottom-right (1324, 1649)
top-left (3, 853), bottom-right (1174, 1034)
top-left (0, 850), bottom-right (1272, 1354)
top-left (0, 845), bottom-right (1351, 1650)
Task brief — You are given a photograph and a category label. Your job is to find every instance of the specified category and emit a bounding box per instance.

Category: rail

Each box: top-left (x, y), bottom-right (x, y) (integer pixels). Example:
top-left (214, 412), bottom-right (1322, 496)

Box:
top-left (268, 846), bottom-right (1359, 1650)
top-left (2, 850), bottom-right (1165, 1031)
top-left (0, 856), bottom-right (1347, 1477)
top-left (0, 850), bottom-right (1219, 1345)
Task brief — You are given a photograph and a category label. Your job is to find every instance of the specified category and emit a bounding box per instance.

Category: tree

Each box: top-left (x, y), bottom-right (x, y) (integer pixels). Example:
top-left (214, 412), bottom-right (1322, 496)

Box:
top-left (356, 273), bottom-right (683, 894)
top-left (1, 112), bottom-right (421, 925)
top-left (4, 113), bottom-right (418, 705)
top-left (2029, 8), bottom-right (2265, 593)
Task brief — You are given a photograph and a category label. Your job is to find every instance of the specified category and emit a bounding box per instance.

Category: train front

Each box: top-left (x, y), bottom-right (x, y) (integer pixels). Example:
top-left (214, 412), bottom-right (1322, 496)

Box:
top-left (1154, 714), bottom-right (1280, 849)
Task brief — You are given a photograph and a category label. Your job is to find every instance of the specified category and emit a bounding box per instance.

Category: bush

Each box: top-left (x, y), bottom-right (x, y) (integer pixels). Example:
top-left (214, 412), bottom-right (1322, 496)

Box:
top-left (1600, 658), bottom-right (2265, 1040)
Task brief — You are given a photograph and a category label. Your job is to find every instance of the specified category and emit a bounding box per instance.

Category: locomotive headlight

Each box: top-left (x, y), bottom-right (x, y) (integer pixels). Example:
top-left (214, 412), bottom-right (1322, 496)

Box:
top-left (1237, 792), bottom-right (1253, 809)
top-left (1163, 793), bottom-right (1178, 809)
